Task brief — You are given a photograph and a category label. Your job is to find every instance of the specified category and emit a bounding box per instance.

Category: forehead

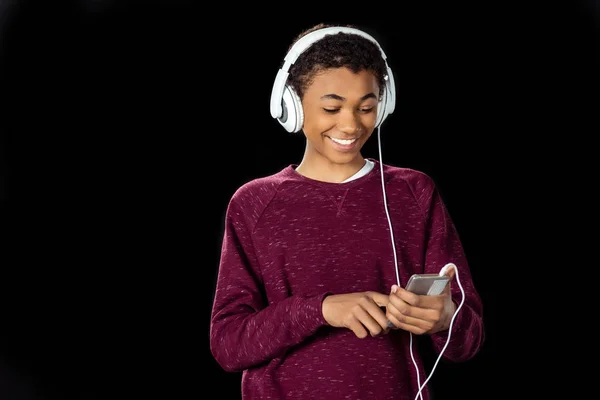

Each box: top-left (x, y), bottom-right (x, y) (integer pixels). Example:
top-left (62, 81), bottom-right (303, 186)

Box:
top-left (306, 68), bottom-right (379, 97)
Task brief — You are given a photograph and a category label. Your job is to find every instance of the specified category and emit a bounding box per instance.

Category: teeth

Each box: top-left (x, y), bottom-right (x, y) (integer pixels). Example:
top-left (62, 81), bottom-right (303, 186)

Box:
top-left (331, 137), bottom-right (357, 145)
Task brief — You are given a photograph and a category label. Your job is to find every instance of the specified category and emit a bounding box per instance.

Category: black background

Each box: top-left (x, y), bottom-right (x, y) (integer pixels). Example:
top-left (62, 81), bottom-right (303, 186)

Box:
top-left (1, 1), bottom-right (596, 399)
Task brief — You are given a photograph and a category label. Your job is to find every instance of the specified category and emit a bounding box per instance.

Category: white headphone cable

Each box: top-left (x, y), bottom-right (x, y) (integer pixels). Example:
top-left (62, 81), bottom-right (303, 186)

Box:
top-left (377, 125), bottom-right (401, 287)
top-left (376, 125), bottom-right (466, 400)
top-left (412, 267), bottom-right (465, 400)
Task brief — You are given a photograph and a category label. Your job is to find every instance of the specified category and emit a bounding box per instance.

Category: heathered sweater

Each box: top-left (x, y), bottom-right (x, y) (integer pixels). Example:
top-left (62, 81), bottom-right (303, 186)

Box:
top-left (210, 159), bottom-right (484, 400)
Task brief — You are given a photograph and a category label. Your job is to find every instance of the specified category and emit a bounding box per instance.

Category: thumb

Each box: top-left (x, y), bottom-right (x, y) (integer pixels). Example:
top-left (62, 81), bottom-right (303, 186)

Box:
top-left (441, 263), bottom-right (456, 279)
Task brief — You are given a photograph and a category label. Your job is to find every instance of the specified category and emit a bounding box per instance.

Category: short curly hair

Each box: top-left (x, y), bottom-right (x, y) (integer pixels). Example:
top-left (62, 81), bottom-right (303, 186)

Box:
top-left (286, 23), bottom-right (388, 101)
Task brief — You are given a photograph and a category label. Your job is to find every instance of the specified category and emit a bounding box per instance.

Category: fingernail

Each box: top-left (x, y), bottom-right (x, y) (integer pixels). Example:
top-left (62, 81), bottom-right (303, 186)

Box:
top-left (391, 285), bottom-right (398, 293)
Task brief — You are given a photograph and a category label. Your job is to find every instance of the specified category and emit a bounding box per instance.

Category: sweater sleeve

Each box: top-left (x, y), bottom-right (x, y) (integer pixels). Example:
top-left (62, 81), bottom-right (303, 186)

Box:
top-left (209, 193), bottom-right (329, 372)
top-left (416, 175), bottom-right (485, 362)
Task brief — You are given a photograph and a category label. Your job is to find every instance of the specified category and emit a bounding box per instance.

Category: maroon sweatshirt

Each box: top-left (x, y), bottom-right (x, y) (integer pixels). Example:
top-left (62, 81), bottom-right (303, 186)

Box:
top-left (210, 160), bottom-right (484, 400)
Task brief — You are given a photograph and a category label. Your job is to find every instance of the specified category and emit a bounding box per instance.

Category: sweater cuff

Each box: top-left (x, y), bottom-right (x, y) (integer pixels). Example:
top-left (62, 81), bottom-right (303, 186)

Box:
top-left (431, 300), bottom-right (470, 344)
top-left (291, 291), bottom-right (331, 337)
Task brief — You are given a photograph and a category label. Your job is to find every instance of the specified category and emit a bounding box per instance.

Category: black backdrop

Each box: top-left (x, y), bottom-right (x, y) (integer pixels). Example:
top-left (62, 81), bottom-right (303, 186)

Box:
top-left (1, 1), bottom-right (595, 399)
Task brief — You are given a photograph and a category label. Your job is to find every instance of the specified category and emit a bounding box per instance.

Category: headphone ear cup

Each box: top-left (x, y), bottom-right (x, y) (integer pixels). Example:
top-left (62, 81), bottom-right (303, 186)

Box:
top-left (375, 86), bottom-right (388, 128)
top-left (279, 86), bottom-right (304, 133)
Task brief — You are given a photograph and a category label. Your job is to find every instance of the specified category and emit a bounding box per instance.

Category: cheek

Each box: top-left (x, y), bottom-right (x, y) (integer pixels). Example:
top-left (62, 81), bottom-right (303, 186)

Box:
top-left (303, 109), bottom-right (335, 133)
top-left (361, 112), bottom-right (378, 128)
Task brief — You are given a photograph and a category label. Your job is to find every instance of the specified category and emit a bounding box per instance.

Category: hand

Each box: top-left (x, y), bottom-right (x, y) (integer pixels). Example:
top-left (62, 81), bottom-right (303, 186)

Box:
top-left (386, 267), bottom-right (457, 335)
top-left (322, 292), bottom-right (391, 339)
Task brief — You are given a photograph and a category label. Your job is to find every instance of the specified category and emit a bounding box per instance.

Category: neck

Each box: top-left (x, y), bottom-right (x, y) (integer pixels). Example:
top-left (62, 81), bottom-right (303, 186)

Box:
top-left (295, 151), bottom-right (366, 183)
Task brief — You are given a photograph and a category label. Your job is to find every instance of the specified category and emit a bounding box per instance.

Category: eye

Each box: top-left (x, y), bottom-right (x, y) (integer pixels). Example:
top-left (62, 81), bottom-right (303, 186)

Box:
top-left (322, 107), bottom-right (375, 114)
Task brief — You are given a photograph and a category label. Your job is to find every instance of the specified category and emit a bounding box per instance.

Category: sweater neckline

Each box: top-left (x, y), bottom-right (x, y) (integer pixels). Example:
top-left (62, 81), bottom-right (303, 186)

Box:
top-left (282, 158), bottom-right (381, 189)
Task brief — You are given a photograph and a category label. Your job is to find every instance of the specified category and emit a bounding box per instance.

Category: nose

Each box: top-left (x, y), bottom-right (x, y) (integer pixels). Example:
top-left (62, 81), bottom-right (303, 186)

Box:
top-left (338, 110), bottom-right (361, 134)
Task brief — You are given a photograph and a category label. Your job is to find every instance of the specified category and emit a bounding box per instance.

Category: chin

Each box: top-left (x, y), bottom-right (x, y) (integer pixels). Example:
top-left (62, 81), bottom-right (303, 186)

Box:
top-left (326, 151), bottom-right (361, 165)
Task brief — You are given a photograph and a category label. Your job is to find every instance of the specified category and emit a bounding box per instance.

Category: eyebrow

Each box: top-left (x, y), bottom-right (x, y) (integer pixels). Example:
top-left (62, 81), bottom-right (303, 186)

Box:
top-left (320, 93), bottom-right (377, 101)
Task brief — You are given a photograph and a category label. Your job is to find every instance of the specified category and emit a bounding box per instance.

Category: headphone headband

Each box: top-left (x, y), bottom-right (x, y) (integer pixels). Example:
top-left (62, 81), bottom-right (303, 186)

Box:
top-left (270, 26), bottom-right (396, 132)
top-left (284, 27), bottom-right (388, 68)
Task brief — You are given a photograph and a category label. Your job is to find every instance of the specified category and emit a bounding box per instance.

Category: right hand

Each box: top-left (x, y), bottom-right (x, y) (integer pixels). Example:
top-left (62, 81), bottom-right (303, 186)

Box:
top-left (322, 292), bottom-right (391, 339)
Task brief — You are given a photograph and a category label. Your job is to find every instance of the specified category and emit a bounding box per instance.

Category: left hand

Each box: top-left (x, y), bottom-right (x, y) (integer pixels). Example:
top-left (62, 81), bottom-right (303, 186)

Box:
top-left (386, 267), bottom-right (456, 335)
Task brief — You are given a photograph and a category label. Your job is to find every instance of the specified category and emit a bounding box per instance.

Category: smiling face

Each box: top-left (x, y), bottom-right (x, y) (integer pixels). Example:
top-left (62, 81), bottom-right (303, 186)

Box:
top-left (299, 67), bottom-right (380, 172)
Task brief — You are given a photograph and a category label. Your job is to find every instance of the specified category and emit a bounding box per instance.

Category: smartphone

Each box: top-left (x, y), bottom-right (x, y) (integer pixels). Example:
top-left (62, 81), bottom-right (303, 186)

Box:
top-left (405, 274), bottom-right (450, 296)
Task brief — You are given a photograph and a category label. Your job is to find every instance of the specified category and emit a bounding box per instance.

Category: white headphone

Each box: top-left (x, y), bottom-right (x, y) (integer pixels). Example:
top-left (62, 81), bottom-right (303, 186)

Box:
top-left (270, 26), bottom-right (397, 133)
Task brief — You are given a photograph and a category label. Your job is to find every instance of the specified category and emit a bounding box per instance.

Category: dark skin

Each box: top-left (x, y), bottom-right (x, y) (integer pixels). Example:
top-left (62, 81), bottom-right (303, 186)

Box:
top-left (294, 66), bottom-right (457, 338)
top-left (295, 67), bottom-right (378, 183)
top-left (385, 266), bottom-right (457, 335)
top-left (322, 267), bottom-right (457, 337)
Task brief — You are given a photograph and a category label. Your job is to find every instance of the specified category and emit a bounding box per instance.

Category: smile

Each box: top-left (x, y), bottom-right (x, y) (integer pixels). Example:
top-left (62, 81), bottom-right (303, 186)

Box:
top-left (329, 137), bottom-right (357, 145)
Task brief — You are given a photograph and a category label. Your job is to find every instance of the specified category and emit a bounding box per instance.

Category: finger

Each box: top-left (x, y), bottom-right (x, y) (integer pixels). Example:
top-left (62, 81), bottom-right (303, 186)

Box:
top-left (353, 305), bottom-right (387, 336)
top-left (347, 316), bottom-right (369, 339)
top-left (441, 269), bottom-right (454, 294)
top-left (385, 304), bottom-right (400, 329)
top-left (391, 285), bottom-right (421, 306)
top-left (393, 286), bottom-right (447, 312)
top-left (386, 302), bottom-right (439, 329)
top-left (386, 313), bottom-right (429, 336)
top-left (441, 264), bottom-right (456, 279)
top-left (359, 296), bottom-right (392, 332)
top-left (386, 303), bottom-right (436, 333)
top-left (367, 291), bottom-right (390, 308)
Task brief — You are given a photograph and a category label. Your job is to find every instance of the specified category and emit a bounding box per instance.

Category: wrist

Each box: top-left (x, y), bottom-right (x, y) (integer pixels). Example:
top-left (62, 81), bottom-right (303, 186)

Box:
top-left (321, 294), bottom-right (333, 326)
top-left (319, 292), bottom-right (334, 326)
top-left (444, 299), bottom-right (458, 330)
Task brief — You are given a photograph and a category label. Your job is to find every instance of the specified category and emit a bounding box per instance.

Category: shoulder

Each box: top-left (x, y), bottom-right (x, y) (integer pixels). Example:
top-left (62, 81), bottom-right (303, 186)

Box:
top-left (230, 167), bottom-right (290, 205)
top-left (381, 163), bottom-right (437, 198)
top-left (225, 166), bottom-right (293, 226)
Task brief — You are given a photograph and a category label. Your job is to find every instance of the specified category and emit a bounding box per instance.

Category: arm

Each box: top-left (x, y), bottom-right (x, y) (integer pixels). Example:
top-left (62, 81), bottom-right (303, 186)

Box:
top-left (418, 177), bottom-right (485, 362)
top-left (209, 198), bottom-right (329, 372)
